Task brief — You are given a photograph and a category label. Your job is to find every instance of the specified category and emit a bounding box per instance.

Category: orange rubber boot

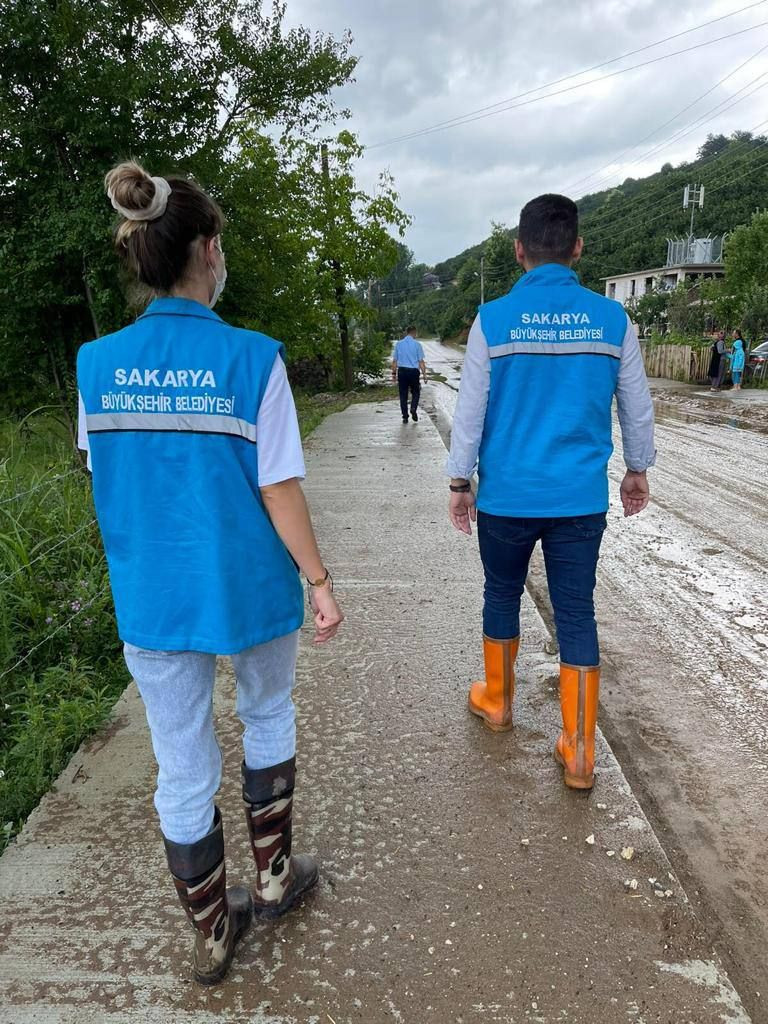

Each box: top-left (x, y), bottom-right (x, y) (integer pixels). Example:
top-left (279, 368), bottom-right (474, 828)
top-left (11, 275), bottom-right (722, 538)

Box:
top-left (554, 664), bottom-right (600, 789)
top-left (468, 636), bottom-right (519, 732)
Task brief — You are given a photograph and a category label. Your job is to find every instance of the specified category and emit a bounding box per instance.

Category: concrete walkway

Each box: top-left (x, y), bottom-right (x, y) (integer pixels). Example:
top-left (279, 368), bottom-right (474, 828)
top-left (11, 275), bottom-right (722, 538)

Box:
top-left (0, 403), bottom-right (751, 1023)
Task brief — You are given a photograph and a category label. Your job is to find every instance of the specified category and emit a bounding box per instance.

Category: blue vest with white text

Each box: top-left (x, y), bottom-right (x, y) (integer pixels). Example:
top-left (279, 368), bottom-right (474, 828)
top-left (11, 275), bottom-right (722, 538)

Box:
top-left (77, 297), bottom-right (304, 653)
top-left (477, 264), bottom-right (627, 517)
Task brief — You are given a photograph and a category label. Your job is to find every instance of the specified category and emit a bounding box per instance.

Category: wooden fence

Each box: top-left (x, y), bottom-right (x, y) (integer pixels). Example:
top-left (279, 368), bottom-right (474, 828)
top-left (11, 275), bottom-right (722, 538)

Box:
top-left (641, 343), bottom-right (710, 383)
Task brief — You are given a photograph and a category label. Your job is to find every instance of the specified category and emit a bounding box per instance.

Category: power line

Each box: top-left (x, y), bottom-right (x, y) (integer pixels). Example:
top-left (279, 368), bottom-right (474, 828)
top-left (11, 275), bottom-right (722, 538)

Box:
top-left (374, 273), bottom-right (457, 298)
top-left (367, 11), bottom-right (768, 149)
top-left (554, 118), bottom-right (768, 255)
top-left (573, 67), bottom-right (768, 199)
top-left (387, 142), bottom-right (768, 303)
top-left (578, 76), bottom-right (768, 199)
top-left (368, 2), bottom-right (768, 148)
top-left (394, 135), bottom-right (768, 296)
top-left (583, 131), bottom-right (768, 252)
top-left (580, 145), bottom-right (768, 279)
top-left (566, 36), bottom-right (768, 195)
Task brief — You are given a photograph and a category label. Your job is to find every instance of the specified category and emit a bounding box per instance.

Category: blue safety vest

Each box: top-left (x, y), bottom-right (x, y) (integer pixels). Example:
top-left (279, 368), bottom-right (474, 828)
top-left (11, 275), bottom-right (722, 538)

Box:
top-left (77, 297), bottom-right (304, 654)
top-left (477, 263), bottom-right (627, 517)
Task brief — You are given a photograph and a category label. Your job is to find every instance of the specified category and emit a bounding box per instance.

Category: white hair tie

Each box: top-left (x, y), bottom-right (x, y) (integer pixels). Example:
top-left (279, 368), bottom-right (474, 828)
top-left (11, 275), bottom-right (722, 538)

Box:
top-left (108, 176), bottom-right (171, 222)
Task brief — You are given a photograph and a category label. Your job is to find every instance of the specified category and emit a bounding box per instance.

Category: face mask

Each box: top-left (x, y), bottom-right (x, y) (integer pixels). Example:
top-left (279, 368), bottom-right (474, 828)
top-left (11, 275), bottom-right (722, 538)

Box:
top-left (208, 242), bottom-right (227, 308)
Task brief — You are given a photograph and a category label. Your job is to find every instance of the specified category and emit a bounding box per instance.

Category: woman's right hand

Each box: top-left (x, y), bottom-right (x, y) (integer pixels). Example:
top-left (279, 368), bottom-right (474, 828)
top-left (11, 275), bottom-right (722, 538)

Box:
top-left (309, 584), bottom-right (344, 644)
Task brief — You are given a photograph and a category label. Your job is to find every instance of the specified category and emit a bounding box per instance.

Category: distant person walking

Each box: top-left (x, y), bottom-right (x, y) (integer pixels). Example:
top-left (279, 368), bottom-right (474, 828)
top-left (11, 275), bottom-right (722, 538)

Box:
top-left (730, 330), bottom-right (746, 391)
top-left (392, 326), bottom-right (427, 423)
top-left (709, 331), bottom-right (727, 390)
top-left (446, 194), bottom-right (655, 791)
top-left (78, 161), bottom-right (343, 985)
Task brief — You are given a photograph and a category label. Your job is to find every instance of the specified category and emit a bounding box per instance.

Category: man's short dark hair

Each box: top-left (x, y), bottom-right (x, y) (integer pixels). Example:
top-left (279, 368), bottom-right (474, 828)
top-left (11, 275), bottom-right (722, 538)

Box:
top-left (406, 324), bottom-right (416, 333)
top-left (518, 194), bottom-right (579, 263)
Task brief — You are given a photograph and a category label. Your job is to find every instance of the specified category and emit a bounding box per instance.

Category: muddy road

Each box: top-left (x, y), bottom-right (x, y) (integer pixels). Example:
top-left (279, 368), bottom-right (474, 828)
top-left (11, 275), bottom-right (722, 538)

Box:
top-left (421, 337), bottom-right (768, 1021)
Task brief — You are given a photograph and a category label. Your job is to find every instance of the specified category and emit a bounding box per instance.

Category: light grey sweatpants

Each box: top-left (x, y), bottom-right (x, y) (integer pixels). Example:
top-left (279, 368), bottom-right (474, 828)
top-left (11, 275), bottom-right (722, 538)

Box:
top-left (124, 630), bottom-right (299, 844)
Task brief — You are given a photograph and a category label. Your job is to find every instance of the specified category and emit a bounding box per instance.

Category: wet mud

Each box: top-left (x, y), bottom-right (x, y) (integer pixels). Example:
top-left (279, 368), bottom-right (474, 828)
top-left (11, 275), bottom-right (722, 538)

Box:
top-left (424, 341), bottom-right (768, 1024)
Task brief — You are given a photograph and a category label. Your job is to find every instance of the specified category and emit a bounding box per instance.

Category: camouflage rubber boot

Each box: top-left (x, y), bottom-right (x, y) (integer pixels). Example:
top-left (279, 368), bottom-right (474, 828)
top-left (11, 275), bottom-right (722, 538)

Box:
top-left (242, 756), bottom-right (319, 919)
top-left (164, 807), bottom-right (253, 985)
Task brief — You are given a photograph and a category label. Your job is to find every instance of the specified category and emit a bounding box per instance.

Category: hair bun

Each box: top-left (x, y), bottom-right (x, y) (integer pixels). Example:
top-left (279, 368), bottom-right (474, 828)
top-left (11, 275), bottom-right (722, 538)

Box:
top-left (105, 161), bottom-right (154, 214)
top-left (105, 160), bottom-right (171, 223)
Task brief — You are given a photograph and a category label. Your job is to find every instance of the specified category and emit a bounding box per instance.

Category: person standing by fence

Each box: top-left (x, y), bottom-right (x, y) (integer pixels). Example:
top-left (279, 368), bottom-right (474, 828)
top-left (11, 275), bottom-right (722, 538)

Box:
top-left (446, 193), bottom-right (655, 791)
top-left (77, 161), bottom-right (343, 985)
top-left (391, 325), bottom-right (427, 423)
top-left (709, 331), bottom-right (727, 390)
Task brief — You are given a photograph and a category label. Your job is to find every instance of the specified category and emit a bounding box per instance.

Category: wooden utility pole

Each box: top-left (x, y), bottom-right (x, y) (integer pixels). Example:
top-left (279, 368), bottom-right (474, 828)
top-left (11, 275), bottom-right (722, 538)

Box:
top-left (366, 278), bottom-right (373, 343)
top-left (321, 143), bottom-right (353, 389)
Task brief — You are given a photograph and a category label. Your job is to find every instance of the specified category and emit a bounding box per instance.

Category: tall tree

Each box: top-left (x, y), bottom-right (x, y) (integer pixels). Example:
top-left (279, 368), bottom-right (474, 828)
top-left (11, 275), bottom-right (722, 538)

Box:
top-left (483, 222), bottom-right (520, 301)
top-left (303, 132), bottom-right (410, 387)
top-left (0, 0), bottom-right (357, 409)
top-left (725, 210), bottom-right (768, 294)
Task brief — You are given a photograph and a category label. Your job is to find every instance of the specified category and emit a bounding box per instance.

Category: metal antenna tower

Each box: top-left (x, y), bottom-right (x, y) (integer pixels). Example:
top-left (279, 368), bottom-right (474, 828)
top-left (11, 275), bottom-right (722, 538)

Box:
top-left (682, 183), bottom-right (705, 239)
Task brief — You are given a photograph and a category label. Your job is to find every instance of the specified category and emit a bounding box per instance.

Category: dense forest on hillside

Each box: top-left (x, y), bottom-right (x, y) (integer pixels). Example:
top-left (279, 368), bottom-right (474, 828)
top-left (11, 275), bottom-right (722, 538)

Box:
top-left (374, 131), bottom-right (768, 340)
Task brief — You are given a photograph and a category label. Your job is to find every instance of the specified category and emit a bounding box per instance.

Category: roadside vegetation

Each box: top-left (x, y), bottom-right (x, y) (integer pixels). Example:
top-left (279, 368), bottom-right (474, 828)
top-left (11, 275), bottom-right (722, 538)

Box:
top-left (0, 416), bottom-right (117, 851)
top-left (0, 384), bottom-right (395, 853)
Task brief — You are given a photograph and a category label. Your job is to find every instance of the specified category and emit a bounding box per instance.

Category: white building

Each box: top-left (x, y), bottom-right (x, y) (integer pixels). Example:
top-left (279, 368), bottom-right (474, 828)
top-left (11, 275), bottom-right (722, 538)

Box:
top-left (601, 235), bottom-right (725, 304)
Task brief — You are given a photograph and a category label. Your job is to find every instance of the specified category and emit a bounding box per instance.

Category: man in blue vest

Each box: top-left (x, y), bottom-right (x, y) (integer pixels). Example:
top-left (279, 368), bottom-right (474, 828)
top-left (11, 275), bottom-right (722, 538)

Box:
top-left (392, 326), bottom-right (427, 423)
top-left (445, 193), bottom-right (655, 790)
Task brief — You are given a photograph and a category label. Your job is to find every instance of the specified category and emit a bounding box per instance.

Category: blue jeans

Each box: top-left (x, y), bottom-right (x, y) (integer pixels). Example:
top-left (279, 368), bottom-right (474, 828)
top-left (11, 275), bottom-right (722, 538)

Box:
top-left (477, 512), bottom-right (607, 666)
top-left (124, 630), bottom-right (299, 845)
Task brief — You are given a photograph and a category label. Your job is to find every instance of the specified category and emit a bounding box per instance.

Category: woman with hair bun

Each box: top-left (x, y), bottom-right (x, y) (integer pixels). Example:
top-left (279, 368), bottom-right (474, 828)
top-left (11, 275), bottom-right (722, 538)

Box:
top-left (77, 160), bottom-right (343, 985)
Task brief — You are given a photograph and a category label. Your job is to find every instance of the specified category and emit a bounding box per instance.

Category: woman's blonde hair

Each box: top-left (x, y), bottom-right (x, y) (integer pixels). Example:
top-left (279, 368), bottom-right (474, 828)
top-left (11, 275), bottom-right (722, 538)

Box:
top-left (104, 160), bottom-right (223, 292)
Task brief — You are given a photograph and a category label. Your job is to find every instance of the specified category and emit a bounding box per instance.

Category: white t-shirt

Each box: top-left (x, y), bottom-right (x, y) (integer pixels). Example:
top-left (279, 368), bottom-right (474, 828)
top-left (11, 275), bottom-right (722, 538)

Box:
top-left (78, 353), bottom-right (305, 484)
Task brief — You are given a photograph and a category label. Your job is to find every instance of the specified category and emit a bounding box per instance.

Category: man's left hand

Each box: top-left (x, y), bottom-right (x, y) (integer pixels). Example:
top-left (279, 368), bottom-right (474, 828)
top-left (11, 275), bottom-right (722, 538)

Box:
top-left (620, 470), bottom-right (650, 517)
top-left (449, 489), bottom-right (477, 535)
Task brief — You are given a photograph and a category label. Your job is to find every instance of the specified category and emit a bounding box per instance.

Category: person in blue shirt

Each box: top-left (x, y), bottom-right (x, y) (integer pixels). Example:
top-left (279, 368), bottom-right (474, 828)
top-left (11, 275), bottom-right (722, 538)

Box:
top-left (446, 194), bottom-right (655, 791)
top-left (730, 330), bottom-right (746, 390)
top-left (391, 326), bottom-right (427, 422)
top-left (78, 161), bottom-right (343, 985)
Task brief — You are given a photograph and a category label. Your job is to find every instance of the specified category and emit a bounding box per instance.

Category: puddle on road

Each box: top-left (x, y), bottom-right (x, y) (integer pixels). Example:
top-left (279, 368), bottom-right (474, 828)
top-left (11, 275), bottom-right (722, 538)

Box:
top-left (653, 398), bottom-right (768, 436)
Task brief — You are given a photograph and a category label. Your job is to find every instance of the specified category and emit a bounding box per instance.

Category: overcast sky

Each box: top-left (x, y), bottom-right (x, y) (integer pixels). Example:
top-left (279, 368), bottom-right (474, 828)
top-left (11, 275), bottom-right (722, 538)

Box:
top-left (283, 0), bottom-right (768, 265)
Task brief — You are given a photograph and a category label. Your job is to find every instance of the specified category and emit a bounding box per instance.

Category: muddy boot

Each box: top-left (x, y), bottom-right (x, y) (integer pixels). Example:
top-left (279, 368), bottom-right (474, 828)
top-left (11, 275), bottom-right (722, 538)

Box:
top-left (468, 636), bottom-right (519, 732)
top-left (163, 808), bottom-right (253, 985)
top-left (242, 756), bottom-right (319, 919)
top-left (554, 664), bottom-right (600, 790)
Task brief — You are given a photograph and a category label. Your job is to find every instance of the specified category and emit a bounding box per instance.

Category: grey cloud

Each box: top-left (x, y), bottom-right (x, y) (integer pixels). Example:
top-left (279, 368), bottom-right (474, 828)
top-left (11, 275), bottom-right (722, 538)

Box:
top-left (284, 0), bottom-right (768, 261)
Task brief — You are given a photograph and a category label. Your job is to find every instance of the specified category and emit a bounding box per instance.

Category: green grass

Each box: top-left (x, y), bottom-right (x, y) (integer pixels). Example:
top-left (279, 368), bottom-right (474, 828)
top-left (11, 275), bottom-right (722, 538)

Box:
top-left (0, 384), bottom-right (394, 852)
top-left (0, 415), bottom-right (124, 850)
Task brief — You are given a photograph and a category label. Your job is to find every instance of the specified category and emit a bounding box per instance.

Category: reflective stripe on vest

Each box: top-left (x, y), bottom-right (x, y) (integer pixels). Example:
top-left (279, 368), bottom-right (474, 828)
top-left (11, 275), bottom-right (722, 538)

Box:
top-left (86, 412), bottom-right (258, 444)
top-left (488, 341), bottom-right (622, 359)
